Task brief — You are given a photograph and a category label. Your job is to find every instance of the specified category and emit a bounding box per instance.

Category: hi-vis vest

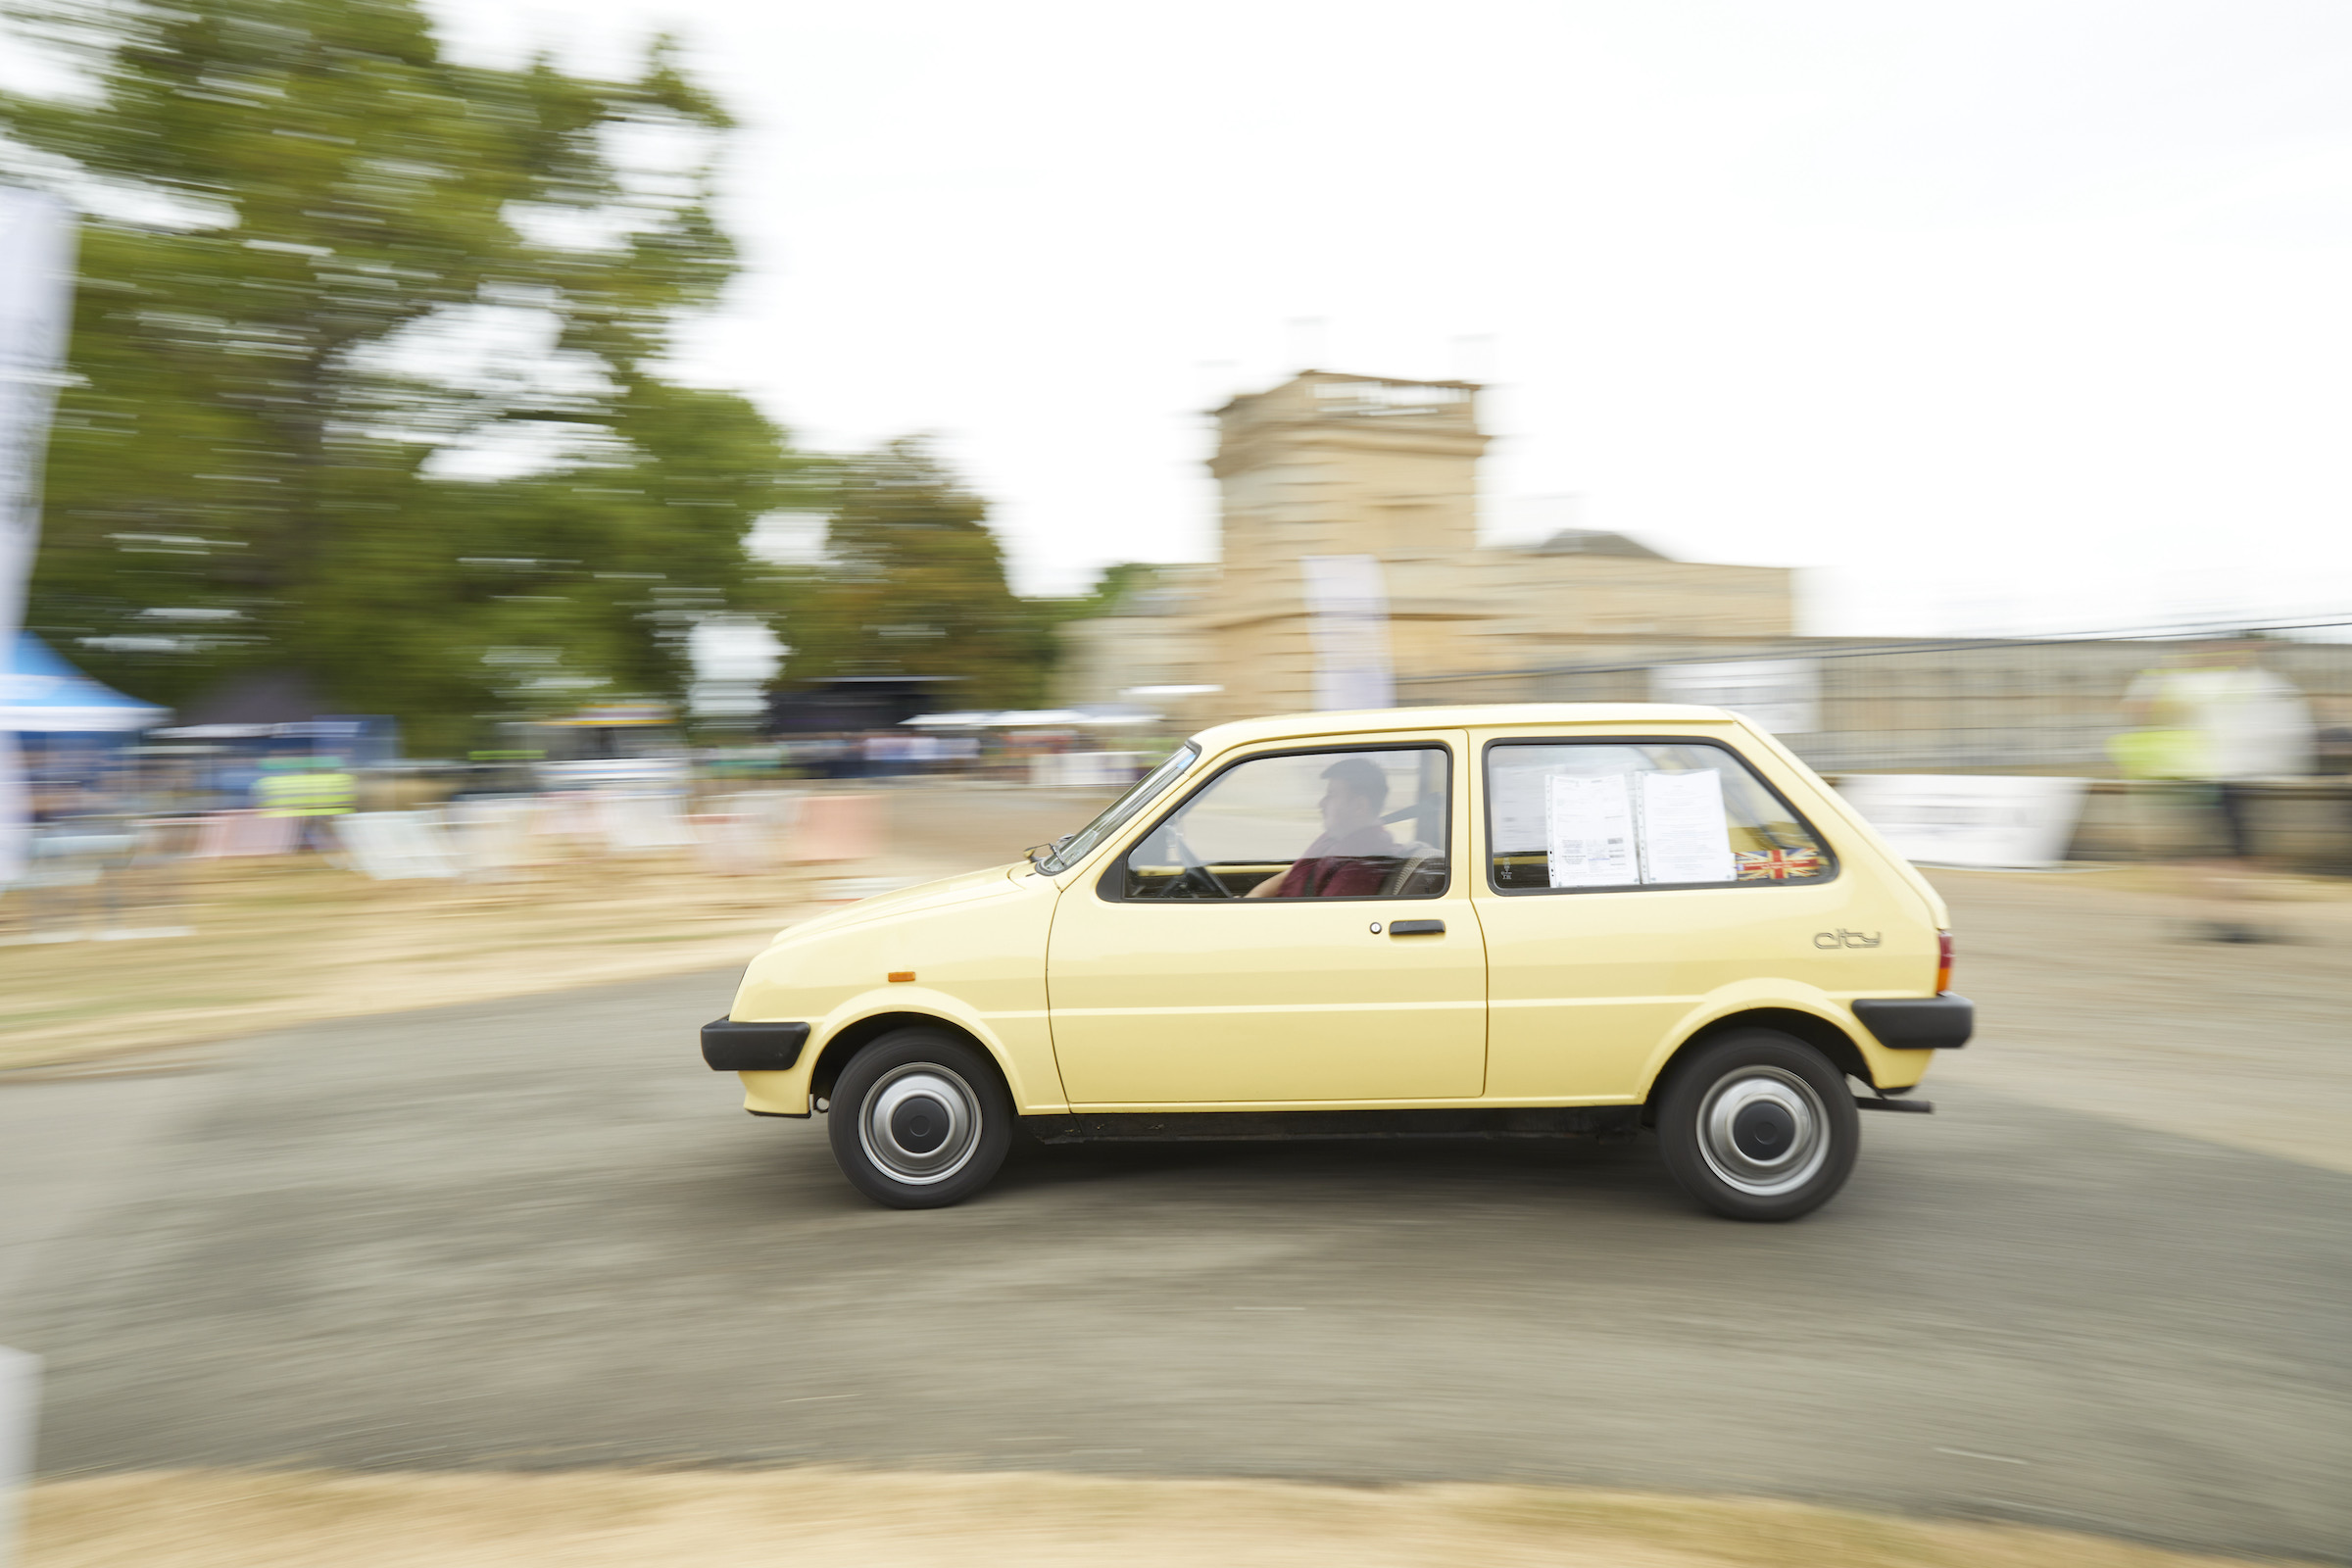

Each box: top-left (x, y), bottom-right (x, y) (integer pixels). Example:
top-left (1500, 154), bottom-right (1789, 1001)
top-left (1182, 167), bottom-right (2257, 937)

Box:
top-left (2108, 668), bottom-right (2206, 781)
top-left (2106, 725), bottom-right (2201, 780)
top-left (256, 770), bottom-right (355, 817)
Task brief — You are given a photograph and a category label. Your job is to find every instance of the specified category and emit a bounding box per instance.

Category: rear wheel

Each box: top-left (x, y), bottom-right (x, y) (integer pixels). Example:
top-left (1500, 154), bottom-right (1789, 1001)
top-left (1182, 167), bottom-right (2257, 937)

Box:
top-left (827, 1028), bottom-right (1013, 1209)
top-left (1658, 1030), bottom-right (1858, 1221)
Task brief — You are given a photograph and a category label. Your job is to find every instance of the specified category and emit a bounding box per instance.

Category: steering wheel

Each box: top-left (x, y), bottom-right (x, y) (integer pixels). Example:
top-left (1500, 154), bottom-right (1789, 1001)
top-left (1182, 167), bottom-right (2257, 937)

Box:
top-left (1166, 830), bottom-right (1233, 900)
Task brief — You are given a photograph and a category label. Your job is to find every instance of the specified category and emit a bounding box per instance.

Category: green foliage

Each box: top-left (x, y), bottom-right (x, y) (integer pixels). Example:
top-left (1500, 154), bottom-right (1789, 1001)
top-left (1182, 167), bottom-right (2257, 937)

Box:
top-left (760, 439), bottom-right (1059, 711)
top-left (2, 0), bottom-right (802, 751)
top-left (1041, 560), bottom-right (1156, 625)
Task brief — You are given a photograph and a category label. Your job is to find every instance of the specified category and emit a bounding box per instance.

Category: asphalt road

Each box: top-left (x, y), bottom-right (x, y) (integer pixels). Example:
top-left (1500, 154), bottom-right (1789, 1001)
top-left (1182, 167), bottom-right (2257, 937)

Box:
top-left (3, 968), bottom-right (2347, 1564)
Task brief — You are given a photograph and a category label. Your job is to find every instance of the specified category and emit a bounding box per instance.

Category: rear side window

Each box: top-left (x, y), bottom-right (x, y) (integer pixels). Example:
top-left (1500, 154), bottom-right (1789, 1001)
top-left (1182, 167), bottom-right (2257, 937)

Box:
top-left (1485, 740), bottom-right (1833, 893)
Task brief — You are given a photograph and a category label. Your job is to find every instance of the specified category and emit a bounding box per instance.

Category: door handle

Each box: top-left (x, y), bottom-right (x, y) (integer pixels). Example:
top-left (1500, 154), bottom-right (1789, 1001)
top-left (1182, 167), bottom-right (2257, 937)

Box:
top-left (1389, 919), bottom-right (1445, 937)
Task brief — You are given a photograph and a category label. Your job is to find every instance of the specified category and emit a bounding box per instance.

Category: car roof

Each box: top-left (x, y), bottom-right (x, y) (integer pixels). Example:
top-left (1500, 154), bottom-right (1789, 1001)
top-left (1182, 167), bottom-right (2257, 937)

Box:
top-left (1188, 703), bottom-right (1743, 754)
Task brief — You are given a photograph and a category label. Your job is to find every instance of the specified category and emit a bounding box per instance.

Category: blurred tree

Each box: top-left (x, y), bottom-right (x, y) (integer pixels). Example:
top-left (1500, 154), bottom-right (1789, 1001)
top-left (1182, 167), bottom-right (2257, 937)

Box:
top-left (762, 440), bottom-right (1055, 710)
top-left (0, 0), bottom-right (802, 750)
top-left (1043, 560), bottom-right (1156, 623)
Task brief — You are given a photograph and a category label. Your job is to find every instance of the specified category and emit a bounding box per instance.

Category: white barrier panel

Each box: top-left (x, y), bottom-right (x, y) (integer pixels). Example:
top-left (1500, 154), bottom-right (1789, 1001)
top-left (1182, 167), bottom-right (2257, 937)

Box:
top-left (18, 826), bottom-right (132, 889)
top-left (526, 792), bottom-right (603, 848)
top-left (1836, 774), bottom-right (2090, 869)
top-left (792, 795), bottom-right (881, 862)
top-left (600, 791), bottom-right (695, 853)
top-left (191, 810), bottom-right (297, 858)
top-left (690, 792), bottom-right (803, 875)
top-left (442, 798), bottom-right (537, 880)
top-left (689, 812), bottom-right (757, 874)
top-left (332, 811), bottom-right (461, 879)
top-left (0, 1345), bottom-right (36, 1568)
top-left (718, 791), bottom-right (803, 840)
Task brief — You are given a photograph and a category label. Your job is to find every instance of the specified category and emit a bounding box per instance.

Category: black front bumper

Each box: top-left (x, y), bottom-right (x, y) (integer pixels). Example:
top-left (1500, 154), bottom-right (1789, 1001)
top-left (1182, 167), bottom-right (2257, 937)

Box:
top-left (701, 1017), bottom-right (811, 1072)
top-left (1851, 993), bottom-right (1974, 1050)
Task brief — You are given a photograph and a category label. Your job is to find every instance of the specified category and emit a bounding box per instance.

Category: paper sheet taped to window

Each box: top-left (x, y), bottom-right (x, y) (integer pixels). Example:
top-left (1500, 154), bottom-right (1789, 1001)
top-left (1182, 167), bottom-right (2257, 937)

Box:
top-left (1638, 768), bottom-right (1735, 884)
top-left (1540, 768), bottom-right (1733, 887)
top-left (1544, 773), bottom-right (1639, 886)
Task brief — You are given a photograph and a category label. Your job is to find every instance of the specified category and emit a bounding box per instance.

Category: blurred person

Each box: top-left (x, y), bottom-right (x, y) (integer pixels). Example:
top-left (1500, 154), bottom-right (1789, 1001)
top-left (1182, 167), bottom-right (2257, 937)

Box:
top-left (254, 755), bottom-right (356, 855)
top-left (2115, 642), bottom-right (2314, 942)
top-left (1243, 756), bottom-right (1401, 898)
top-left (860, 731), bottom-right (914, 778)
top-left (796, 734), bottom-right (853, 780)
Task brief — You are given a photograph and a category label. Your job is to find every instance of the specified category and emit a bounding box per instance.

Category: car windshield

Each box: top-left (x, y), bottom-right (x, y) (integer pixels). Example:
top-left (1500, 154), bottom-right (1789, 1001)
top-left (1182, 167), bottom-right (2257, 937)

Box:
top-left (1034, 743), bottom-right (1200, 873)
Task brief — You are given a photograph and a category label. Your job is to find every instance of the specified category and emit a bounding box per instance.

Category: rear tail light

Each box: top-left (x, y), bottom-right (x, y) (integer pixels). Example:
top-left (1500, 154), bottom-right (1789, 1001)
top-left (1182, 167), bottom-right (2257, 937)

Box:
top-left (1936, 930), bottom-right (1953, 995)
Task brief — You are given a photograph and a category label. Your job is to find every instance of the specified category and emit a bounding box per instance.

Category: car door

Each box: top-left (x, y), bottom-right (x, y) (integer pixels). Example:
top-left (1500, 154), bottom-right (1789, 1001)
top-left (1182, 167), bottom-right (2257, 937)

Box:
top-left (1471, 731), bottom-right (1929, 1102)
top-left (1046, 733), bottom-right (1486, 1105)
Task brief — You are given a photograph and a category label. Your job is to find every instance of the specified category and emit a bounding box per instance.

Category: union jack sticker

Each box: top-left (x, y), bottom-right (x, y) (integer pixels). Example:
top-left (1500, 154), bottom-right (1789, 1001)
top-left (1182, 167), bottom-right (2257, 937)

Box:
top-left (1736, 848), bottom-right (1824, 881)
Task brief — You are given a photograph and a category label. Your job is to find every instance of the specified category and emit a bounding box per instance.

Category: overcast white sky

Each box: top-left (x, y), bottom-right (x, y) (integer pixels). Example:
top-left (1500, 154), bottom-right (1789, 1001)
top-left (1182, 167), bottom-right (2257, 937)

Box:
top-left (359, 4), bottom-right (2352, 629)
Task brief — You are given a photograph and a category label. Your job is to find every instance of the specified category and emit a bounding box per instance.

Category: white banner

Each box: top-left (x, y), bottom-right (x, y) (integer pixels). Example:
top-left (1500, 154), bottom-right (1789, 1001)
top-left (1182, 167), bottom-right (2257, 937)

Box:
top-left (1649, 658), bottom-right (1820, 735)
top-left (332, 811), bottom-right (462, 879)
top-left (1836, 773), bottom-right (2090, 869)
top-left (0, 188), bottom-right (78, 885)
top-left (1300, 554), bottom-right (1394, 711)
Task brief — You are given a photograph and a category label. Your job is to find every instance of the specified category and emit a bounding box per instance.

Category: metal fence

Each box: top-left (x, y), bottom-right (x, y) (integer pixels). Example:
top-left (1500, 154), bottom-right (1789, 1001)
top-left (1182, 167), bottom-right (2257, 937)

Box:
top-left (1399, 617), bottom-right (2352, 775)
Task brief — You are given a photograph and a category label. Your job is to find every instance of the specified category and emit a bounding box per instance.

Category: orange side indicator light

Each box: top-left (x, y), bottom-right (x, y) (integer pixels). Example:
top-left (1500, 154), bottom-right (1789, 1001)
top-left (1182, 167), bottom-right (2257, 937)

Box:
top-left (1935, 931), bottom-right (1953, 995)
top-left (888, 971), bottom-right (916, 984)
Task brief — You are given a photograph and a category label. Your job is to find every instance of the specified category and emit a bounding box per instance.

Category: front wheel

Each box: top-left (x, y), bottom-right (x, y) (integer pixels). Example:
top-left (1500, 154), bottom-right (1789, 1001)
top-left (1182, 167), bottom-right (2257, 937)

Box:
top-left (827, 1028), bottom-right (1013, 1209)
top-left (1657, 1031), bottom-right (1859, 1221)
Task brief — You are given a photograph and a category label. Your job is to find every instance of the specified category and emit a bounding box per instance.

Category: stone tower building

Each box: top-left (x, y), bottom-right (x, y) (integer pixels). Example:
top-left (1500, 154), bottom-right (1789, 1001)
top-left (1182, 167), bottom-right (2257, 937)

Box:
top-left (1205, 373), bottom-right (1488, 717)
top-left (1055, 369), bottom-right (1795, 725)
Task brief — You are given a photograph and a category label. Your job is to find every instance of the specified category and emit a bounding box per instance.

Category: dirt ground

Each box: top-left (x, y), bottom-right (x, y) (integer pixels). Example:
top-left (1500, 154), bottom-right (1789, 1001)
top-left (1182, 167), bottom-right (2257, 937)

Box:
top-left (20, 1470), bottom-right (2327, 1568)
top-left (1927, 865), bottom-right (2352, 1174)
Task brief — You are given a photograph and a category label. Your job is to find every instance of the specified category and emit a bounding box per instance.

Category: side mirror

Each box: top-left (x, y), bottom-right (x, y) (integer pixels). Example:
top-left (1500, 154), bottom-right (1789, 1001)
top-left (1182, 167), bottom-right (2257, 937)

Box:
top-left (1026, 834), bottom-right (1076, 870)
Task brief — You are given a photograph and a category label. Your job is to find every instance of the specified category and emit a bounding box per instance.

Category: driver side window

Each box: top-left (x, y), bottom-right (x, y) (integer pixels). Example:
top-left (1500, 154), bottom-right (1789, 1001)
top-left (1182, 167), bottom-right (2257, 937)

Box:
top-left (1116, 746), bottom-right (1450, 900)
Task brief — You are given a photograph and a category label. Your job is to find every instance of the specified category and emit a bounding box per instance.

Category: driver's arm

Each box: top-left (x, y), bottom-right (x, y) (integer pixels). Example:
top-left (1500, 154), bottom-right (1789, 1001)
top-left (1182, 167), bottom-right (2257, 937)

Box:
top-left (1244, 861), bottom-right (1300, 897)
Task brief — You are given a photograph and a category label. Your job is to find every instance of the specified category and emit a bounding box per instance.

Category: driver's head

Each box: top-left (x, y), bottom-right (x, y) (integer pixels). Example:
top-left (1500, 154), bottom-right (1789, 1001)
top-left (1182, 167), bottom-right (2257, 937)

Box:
top-left (1318, 757), bottom-right (1388, 833)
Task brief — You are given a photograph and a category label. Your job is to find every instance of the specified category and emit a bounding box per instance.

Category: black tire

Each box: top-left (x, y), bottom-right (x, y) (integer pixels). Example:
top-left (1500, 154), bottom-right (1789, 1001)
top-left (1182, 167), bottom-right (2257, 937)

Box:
top-left (1657, 1030), bottom-right (1859, 1221)
top-left (827, 1028), bottom-right (1014, 1209)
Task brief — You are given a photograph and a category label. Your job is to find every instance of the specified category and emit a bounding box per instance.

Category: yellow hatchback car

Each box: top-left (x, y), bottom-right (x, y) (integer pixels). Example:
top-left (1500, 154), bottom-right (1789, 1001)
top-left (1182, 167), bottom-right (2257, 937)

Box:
top-left (701, 704), bottom-right (1971, 1220)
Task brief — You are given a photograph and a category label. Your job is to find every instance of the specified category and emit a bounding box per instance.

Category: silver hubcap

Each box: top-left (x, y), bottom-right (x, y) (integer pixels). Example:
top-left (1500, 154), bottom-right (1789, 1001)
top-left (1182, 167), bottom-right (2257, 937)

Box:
top-left (1696, 1066), bottom-right (1831, 1197)
top-left (858, 1063), bottom-right (983, 1186)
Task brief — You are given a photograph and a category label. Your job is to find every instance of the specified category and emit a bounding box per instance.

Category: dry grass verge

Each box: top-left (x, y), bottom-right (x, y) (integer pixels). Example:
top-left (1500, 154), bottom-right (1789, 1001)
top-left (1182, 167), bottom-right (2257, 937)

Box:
top-left (0, 786), bottom-right (1105, 1076)
top-left (0, 857), bottom-right (811, 1075)
top-left (22, 1469), bottom-right (2312, 1568)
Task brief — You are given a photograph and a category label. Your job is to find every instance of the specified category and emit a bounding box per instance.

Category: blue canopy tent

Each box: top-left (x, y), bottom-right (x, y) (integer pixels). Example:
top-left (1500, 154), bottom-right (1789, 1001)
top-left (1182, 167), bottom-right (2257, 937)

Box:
top-left (1, 636), bottom-right (171, 905)
top-left (4, 633), bottom-right (171, 810)
top-left (1, 633), bottom-right (169, 735)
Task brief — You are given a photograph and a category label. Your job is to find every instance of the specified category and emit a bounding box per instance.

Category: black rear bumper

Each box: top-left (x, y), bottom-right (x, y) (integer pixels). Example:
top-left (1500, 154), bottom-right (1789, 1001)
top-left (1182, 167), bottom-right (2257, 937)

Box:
top-left (701, 1018), bottom-right (811, 1072)
top-left (1851, 993), bottom-right (1973, 1050)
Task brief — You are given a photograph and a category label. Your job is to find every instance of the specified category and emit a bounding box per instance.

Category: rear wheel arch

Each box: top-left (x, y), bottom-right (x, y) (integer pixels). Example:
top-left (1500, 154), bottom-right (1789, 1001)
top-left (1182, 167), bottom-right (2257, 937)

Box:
top-left (809, 1011), bottom-right (1007, 1106)
top-left (1642, 1006), bottom-right (1874, 1126)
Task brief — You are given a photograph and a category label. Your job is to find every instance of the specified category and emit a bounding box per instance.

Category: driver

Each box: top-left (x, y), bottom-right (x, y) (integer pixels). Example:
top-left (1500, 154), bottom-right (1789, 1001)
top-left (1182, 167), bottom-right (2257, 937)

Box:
top-left (1244, 756), bottom-right (1399, 898)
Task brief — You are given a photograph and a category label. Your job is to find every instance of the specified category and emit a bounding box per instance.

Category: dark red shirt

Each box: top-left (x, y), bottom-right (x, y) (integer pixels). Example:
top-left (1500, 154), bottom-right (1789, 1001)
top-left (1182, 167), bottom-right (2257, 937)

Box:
top-left (1264, 823), bottom-right (1399, 898)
